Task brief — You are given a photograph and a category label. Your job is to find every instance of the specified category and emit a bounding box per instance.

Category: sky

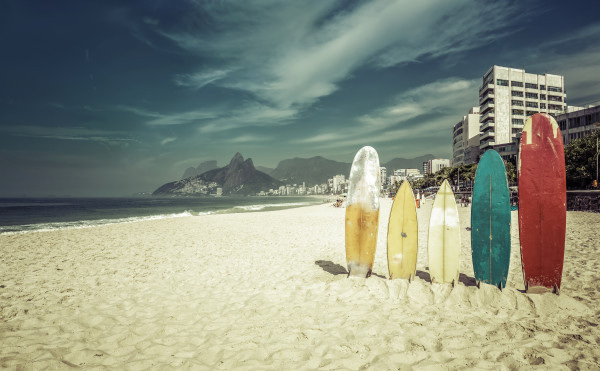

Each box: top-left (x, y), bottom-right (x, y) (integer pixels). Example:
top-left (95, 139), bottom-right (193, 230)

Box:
top-left (2, 0), bottom-right (600, 196)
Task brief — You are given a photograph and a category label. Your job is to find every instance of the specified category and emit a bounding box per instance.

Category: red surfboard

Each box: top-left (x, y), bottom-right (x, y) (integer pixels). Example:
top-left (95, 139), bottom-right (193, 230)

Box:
top-left (518, 113), bottom-right (566, 294)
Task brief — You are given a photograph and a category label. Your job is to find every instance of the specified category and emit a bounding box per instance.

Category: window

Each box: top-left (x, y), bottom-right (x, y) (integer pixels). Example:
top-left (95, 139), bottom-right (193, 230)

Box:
top-left (540, 85), bottom-right (546, 90)
top-left (511, 90), bottom-right (523, 97)
top-left (526, 101), bottom-right (538, 108)
top-left (540, 103), bottom-right (546, 109)
top-left (525, 83), bottom-right (538, 89)
top-left (512, 118), bottom-right (524, 125)
top-left (540, 94), bottom-right (546, 100)
top-left (559, 120), bottom-right (567, 130)
top-left (511, 100), bottom-right (523, 106)
top-left (512, 109), bottom-right (524, 115)
top-left (548, 86), bottom-right (562, 92)
top-left (525, 92), bottom-right (538, 99)
top-left (526, 110), bottom-right (538, 116)
top-left (511, 81), bottom-right (523, 87)
top-left (548, 104), bottom-right (562, 110)
top-left (497, 79), bottom-right (509, 86)
top-left (548, 95), bottom-right (562, 102)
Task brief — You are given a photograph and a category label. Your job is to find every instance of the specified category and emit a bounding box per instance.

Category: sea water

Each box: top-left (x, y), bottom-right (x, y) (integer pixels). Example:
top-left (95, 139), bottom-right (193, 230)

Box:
top-left (0, 196), bottom-right (325, 235)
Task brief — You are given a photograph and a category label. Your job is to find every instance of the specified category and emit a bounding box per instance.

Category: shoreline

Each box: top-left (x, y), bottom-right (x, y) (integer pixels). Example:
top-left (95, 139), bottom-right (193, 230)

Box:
top-left (0, 196), bottom-right (328, 235)
top-left (1, 200), bottom-right (599, 369)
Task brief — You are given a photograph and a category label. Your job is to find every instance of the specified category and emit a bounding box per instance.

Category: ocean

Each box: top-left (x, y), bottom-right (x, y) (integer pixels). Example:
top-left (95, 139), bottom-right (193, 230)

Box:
top-left (0, 196), bottom-right (326, 235)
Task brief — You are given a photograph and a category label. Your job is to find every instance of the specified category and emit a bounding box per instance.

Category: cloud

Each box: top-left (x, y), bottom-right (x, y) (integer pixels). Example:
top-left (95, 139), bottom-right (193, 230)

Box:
top-left (156, 0), bottom-right (526, 129)
top-left (199, 103), bottom-right (297, 133)
top-left (0, 123), bottom-right (141, 148)
top-left (298, 78), bottom-right (479, 145)
top-left (166, 1), bottom-right (522, 104)
top-left (161, 137), bottom-right (176, 145)
top-left (116, 105), bottom-right (216, 126)
top-left (227, 134), bottom-right (272, 144)
top-left (173, 69), bottom-right (232, 89)
top-left (521, 23), bottom-right (600, 104)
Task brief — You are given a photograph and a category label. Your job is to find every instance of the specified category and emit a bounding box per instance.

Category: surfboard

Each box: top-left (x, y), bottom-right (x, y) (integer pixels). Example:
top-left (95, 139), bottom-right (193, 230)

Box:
top-left (427, 179), bottom-right (460, 285)
top-left (345, 146), bottom-right (381, 277)
top-left (471, 150), bottom-right (511, 289)
top-left (518, 113), bottom-right (566, 294)
top-left (387, 180), bottom-right (418, 280)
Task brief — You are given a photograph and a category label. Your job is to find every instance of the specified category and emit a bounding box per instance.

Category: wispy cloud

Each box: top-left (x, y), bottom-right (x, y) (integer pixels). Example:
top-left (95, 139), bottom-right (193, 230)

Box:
top-left (1, 125), bottom-right (139, 147)
top-left (161, 137), bottom-right (176, 145)
top-left (298, 78), bottom-right (479, 146)
top-left (227, 134), bottom-right (272, 144)
top-left (174, 69), bottom-right (232, 89)
top-left (522, 23), bottom-right (600, 104)
top-left (156, 0), bottom-right (526, 129)
top-left (116, 105), bottom-right (216, 126)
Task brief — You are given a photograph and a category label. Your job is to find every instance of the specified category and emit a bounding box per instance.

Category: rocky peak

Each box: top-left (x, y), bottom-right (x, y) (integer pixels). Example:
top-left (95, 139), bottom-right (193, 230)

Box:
top-left (228, 152), bottom-right (245, 168)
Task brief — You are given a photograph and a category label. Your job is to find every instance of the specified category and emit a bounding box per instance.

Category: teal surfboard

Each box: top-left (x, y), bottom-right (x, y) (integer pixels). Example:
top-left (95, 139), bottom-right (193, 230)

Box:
top-left (471, 150), bottom-right (511, 289)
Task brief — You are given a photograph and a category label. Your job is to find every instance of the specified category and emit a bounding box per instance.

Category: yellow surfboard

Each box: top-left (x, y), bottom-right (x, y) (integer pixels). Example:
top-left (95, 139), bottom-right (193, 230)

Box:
top-left (345, 146), bottom-right (380, 278)
top-left (387, 181), bottom-right (418, 280)
top-left (427, 179), bottom-right (461, 285)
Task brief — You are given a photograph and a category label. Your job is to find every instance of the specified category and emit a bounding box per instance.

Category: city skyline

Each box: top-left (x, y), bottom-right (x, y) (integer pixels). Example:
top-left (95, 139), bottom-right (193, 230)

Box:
top-left (2, 1), bottom-right (600, 196)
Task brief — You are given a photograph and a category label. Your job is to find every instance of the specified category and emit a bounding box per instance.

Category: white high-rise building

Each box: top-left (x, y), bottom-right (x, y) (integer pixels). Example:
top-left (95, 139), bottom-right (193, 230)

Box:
top-left (425, 159), bottom-right (451, 174)
top-left (452, 106), bottom-right (481, 165)
top-left (478, 66), bottom-right (566, 153)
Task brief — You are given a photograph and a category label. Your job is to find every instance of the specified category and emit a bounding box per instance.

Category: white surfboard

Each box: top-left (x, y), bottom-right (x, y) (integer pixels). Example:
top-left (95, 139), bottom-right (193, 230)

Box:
top-left (345, 146), bottom-right (381, 277)
top-left (427, 179), bottom-right (461, 284)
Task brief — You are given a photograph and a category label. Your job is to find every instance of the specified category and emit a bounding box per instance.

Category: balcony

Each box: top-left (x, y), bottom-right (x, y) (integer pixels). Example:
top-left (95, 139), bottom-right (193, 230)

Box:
top-left (479, 111), bottom-right (495, 123)
top-left (480, 130), bottom-right (495, 141)
top-left (479, 140), bottom-right (496, 150)
top-left (479, 92), bottom-right (495, 105)
top-left (480, 100), bottom-right (495, 113)
top-left (479, 83), bottom-right (494, 95)
top-left (480, 121), bottom-right (495, 132)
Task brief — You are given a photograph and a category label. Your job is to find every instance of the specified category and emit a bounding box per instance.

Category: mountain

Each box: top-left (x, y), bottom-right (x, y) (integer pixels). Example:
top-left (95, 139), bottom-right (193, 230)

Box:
top-left (154, 153), bottom-right (282, 196)
top-left (181, 160), bottom-right (218, 179)
top-left (270, 156), bottom-right (351, 186)
top-left (383, 154), bottom-right (436, 171)
top-left (255, 166), bottom-right (274, 175)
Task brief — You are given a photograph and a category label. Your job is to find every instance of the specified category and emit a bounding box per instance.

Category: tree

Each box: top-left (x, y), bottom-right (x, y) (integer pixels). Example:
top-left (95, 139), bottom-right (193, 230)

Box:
top-left (565, 130), bottom-right (600, 189)
top-left (504, 160), bottom-right (517, 184)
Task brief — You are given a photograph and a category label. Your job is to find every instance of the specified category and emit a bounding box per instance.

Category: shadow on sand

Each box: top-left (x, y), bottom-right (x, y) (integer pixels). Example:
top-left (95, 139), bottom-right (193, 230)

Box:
top-left (416, 268), bottom-right (478, 287)
top-left (315, 260), bottom-right (386, 279)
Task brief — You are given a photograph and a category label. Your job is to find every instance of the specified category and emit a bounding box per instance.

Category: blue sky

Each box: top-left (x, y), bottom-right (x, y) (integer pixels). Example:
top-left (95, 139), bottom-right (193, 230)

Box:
top-left (2, 0), bottom-right (600, 196)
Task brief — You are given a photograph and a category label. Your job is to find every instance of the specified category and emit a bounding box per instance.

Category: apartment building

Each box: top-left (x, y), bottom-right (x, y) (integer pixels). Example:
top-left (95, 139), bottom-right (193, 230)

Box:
top-left (478, 66), bottom-right (566, 154)
top-left (555, 104), bottom-right (600, 145)
top-left (424, 159), bottom-right (451, 175)
top-left (452, 106), bottom-right (481, 165)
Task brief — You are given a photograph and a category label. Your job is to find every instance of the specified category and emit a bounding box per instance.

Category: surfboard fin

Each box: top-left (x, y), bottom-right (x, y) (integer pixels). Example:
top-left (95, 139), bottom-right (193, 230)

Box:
top-left (553, 284), bottom-right (560, 295)
top-left (476, 281), bottom-right (480, 289)
top-left (366, 270), bottom-right (372, 278)
top-left (525, 281), bottom-right (529, 293)
top-left (498, 282), bottom-right (503, 291)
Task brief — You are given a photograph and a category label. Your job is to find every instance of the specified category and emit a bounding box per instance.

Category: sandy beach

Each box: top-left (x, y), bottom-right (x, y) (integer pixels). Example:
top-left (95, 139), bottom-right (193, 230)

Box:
top-left (1, 199), bottom-right (599, 369)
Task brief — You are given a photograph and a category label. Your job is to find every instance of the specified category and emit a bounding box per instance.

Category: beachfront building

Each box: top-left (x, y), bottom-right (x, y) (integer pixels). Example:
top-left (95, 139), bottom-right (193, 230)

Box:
top-left (329, 174), bottom-right (347, 194)
top-left (452, 106), bottom-right (481, 165)
top-left (424, 159), bottom-right (451, 175)
top-left (380, 167), bottom-right (387, 191)
top-left (556, 104), bottom-right (600, 145)
top-left (478, 66), bottom-right (566, 160)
